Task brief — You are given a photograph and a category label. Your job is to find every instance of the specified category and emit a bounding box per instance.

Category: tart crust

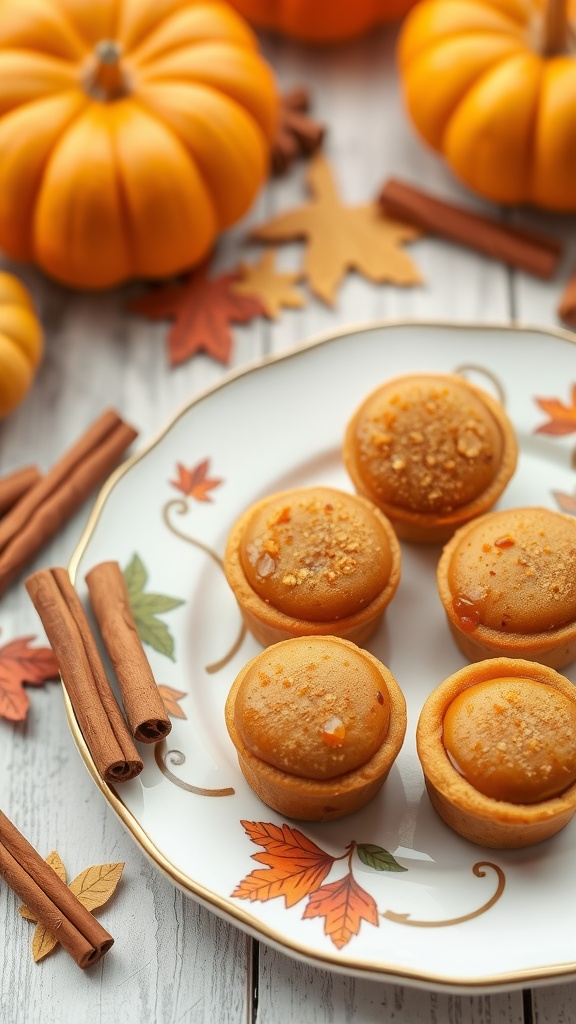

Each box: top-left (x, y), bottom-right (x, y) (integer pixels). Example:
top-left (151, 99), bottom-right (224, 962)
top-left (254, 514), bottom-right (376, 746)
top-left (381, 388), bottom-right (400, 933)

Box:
top-left (224, 486), bottom-right (401, 647)
top-left (225, 636), bottom-right (407, 821)
top-left (417, 658), bottom-right (576, 848)
top-left (343, 373), bottom-right (518, 543)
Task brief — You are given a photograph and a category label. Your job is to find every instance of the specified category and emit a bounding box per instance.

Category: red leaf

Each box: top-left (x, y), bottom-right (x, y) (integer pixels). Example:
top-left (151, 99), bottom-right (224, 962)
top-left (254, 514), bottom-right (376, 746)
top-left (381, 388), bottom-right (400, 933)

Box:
top-left (232, 821), bottom-right (335, 908)
top-left (0, 636), bottom-right (59, 722)
top-left (302, 870), bottom-right (379, 949)
top-left (129, 265), bottom-right (265, 366)
top-left (169, 459), bottom-right (223, 502)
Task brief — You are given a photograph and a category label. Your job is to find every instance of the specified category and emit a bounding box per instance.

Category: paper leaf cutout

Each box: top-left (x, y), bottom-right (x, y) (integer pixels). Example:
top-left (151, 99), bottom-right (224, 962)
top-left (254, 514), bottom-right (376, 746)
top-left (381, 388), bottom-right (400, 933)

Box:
top-left (553, 490), bottom-right (576, 515)
top-left (232, 250), bottom-right (305, 319)
top-left (20, 853), bottom-right (124, 964)
top-left (302, 871), bottom-right (379, 949)
top-left (158, 684), bottom-right (187, 719)
top-left (0, 635), bottom-right (59, 722)
top-left (356, 844), bottom-right (408, 872)
top-left (128, 265), bottom-right (265, 366)
top-left (272, 85), bottom-right (325, 175)
top-left (252, 154), bottom-right (422, 305)
top-left (123, 554), bottom-right (185, 661)
top-left (170, 459), bottom-right (223, 502)
top-left (232, 821), bottom-right (334, 908)
top-left (534, 385), bottom-right (576, 435)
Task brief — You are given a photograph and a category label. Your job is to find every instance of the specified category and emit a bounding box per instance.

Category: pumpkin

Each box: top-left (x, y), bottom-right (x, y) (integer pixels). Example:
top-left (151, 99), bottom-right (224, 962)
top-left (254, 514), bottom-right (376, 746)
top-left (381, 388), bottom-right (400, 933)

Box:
top-left (398, 0), bottom-right (576, 210)
top-left (0, 272), bottom-right (43, 419)
top-left (228, 0), bottom-right (416, 43)
top-left (0, 0), bottom-right (278, 290)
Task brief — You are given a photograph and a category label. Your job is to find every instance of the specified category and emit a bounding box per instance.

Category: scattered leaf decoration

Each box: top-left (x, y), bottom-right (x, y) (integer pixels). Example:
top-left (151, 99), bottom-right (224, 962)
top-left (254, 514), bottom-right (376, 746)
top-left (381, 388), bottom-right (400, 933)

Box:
top-left (251, 154), bottom-right (423, 305)
top-left (19, 852), bottom-right (124, 963)
top-left (158, 684), bottom-right (187, 720)
top-left (123, 554), bottom-right (185, 661)
top-left (233, 821), bottom-right (407, 950)
top-left (553, 489), bottom-right (576, 516)
top-left (232, 250), bottom-right (305, 319)
top-left (0, 634), bottom-right (59, 722)
top-left (271, 86), bottom-right (325, 175)
top-left (170, 459), bottom-right (223, 502)
top-left (128, 264), bottom-right (265, 366)
top-left (534, 385), bottom-right (576, 435)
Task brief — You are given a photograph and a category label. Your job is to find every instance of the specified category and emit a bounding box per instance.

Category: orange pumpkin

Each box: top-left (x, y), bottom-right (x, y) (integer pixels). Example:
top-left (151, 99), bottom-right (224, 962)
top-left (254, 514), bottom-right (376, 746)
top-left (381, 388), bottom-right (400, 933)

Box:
top-left (228, 0), bottom-right (416, 43)
top-left (0, 0), bottom-right (278, 289)
top-left (0, 272), bottom-right (43, 419)
top-left (398, 0), bottom-right (576, 210)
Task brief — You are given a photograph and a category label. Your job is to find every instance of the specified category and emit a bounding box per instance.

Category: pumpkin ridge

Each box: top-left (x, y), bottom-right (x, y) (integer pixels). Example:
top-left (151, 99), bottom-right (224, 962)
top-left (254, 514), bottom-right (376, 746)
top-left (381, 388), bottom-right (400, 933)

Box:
top-left (126, 4), bottom-right (257, 67)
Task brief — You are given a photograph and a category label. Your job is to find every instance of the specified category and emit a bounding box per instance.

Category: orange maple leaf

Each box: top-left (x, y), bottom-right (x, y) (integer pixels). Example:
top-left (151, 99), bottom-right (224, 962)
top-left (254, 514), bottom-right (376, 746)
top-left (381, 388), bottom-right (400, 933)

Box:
top-left (232, 821), bottom-right (335, 908)
top-left (157, 684), bottom-right (187, 719)
top-left (128, 265), bottom-right (264, 366)
top-left (0, 635), bottom-right (59, 722)
top-left (302, 870), bottom-right (379, 949)
top-left (170, 460), bottom-right (223, 502)
top-left (534, 385), bottom-right (576, 435)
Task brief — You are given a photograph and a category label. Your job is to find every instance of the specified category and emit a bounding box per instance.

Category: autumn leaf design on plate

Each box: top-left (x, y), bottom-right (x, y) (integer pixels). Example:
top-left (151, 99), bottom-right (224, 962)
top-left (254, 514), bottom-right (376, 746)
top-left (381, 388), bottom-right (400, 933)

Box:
top-left (0, 633), bottom-right (59, 722)
top-left (157, 684), bottom-right (187, 720)
top-left (251, 153), bottom-right (422, 305)
top-left (122, 554), bottom-right (185, 661)
top-left (170, 458), bottom-right (223, 502)
top-left (232, 820), bottom-right (407, 950)
top-left (552, 489), bottom-right (576, 516)
top-left (534, 384), bottom-right (576, 435)
top-left (19, 852), bottom-right (124, 963)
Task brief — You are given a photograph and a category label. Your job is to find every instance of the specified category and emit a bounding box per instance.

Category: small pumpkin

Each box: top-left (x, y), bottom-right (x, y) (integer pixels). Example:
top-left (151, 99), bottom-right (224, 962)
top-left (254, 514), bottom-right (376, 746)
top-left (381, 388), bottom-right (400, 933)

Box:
top-left (0, 272), bottom-right (43, 419)
top-left (0, 0), bottom-right (278, 289)
top-left (228, 0), bottom-right (416, 43)
top-left (398, 0), bottom-right (576, 210)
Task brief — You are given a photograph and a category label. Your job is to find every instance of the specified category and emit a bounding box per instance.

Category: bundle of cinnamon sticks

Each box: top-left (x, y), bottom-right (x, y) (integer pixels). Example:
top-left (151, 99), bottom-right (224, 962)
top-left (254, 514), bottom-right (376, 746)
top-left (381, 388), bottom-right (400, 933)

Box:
top-left (0, 811), bottom-right (113, 969)
top-left (0, 409), bottom-right (138, 599)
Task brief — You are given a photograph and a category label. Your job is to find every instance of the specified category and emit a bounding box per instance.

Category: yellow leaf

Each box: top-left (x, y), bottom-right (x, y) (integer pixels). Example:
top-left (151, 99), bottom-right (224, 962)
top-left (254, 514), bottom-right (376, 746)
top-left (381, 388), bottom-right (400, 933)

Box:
top-left (19, 850), bottom-right (67, 921)
top-left (32, 923), bottom-right (59, 963)
top-left (68, 862), bottom-right (124, 913)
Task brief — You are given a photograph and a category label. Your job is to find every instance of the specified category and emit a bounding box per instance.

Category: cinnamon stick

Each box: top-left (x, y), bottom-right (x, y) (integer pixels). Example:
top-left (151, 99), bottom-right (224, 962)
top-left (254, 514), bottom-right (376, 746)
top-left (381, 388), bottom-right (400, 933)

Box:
top-left (0, 409), bottom-right (138, 598)
top-left (378, 178), bottom-right (562, 279)
top-left (86, 561), bottom-right (171, 744)
top-left (272, 85), bottom-right (325, 175)
top-left (0, 466), bottom-right (41, 517)
top-left (0, 811), bottom-right (113, 969)
top-left (558, 270), bottom-right (576, 328)
top-left (25, 567), bottom-right (143, 784)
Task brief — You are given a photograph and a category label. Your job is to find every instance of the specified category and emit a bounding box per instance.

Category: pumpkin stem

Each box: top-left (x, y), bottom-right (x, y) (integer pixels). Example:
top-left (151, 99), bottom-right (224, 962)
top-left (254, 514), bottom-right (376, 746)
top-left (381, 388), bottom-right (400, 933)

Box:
top-left (83, 40), bottom-right (129, 101)
top-left (542, 0), bottom-right (568, 54)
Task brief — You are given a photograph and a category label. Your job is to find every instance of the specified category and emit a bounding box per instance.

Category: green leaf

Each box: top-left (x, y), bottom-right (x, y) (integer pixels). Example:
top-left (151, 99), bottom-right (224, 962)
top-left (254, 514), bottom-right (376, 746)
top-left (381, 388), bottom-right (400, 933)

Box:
top-left (122, 554), bottom-right (185, 661)
top-left (356, 845), bottom-right (407, 873)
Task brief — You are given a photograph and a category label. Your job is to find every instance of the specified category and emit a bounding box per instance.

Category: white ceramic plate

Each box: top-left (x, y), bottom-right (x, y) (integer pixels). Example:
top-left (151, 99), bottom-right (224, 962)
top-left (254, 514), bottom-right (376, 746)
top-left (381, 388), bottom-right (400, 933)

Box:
top-left (70, 321), bottom-right (576, 993)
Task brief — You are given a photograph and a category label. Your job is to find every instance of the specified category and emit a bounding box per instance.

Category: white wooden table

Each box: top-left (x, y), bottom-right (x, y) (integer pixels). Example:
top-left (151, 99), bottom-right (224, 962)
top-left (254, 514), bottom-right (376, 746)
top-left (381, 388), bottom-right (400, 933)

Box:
top-left (1, 22), bottom-right (575, 1024)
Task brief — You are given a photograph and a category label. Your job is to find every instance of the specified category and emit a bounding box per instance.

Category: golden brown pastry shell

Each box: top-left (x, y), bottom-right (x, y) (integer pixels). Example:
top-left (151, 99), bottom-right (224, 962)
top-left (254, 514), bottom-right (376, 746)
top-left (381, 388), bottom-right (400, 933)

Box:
top-left (225, 638), bottom-right (407, 821)
top-left (417, 658), bottom-right (576, 848)
top-left (223, 488), bottom-right (401, 647)
top-left (343, 373), bottom-right (518, 544)
top-left (437, 509), bottom-right (576, 670)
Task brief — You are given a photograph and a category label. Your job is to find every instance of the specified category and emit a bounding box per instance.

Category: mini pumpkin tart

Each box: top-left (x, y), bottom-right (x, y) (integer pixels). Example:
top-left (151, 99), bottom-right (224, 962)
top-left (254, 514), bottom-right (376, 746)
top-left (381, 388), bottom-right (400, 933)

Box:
top-left (343, 372), bottom-right (518, 543)
top-left (224, 485), bottom-right (401, 647)
top-left (417, 658), bottom-right (576, 848)
top-left (437, 507), bottom-right (576, 669)
top-left (225, 635), bottom-right (407, 820)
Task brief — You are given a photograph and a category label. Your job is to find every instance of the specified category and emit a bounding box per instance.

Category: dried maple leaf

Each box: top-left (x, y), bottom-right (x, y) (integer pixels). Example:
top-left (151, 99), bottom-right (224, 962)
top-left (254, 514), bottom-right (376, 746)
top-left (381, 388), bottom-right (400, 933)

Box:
top-left (252, 154), bottom-right (422, 305)
top-left (158, 684), bottom-right (187, 719)
top-left (20, 854), bottom-right (124, 963)
top-left (232, 821), bottom-right (334, 908)
top-left (0, 635), bottom-right (59, 722)
top-left (553, 490), bottom-right (576, 515)
top-left (232, 250), bottom-right (305, 319)
top-left (534, 385), bottom-right (576, 435)
top-left (170, 459), bottom-right (223, 502)
top-left (128, 265), bottom-right (265, 366)
top-left (302, 871), bottom-right (379, 950)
